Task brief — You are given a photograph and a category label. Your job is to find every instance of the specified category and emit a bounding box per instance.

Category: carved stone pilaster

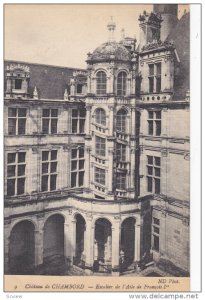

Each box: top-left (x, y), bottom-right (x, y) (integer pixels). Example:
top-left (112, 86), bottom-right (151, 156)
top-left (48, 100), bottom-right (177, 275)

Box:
top-left (63, 145), bottom-right (71, 152)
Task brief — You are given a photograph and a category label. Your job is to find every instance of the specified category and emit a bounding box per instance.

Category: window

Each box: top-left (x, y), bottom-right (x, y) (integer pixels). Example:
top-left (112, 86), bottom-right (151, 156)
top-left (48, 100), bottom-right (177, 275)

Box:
top-left (148, 111), bottom-right (161, 136)
top-left (41, 150), bottom-right (58, 191)
top-left (15, 79), bottom-right (22, 90)
top-left (152, 217), bottom-right (160, 252)
top-left (8, 108), bottom-right (27, 135)
top-left (156, 63), bottom-right (161, 93)
top-left (148, 64), bottom-right (154, 93)
top-left (117, 71), bottom-right (127, 96)
top-left (148, 63), bottom-right (161, 93)
top-left (7, 152), bottom-right (26, 196)
top-left (116, 143), bottom-right (126, 161)
top-left (116, 109), bottom-right (127, 133)
top-left (71, 148), bottom-right (84, 188)
top-left (147, 156), bottom-right (161, 194)
top-left (71, 109), bottom-right (85, 133)
top-left (77, 84), bottom-right (83, 94)
top-left (116, 172), bottom-right (126, 190)
top-left (95, 167), bottom-right (105, 185)
top-left (96, 71), bottom-right (107, 95)
top-left (95, 108), bottom-right (106, 126)
top-left (42, 109), bottom-right (58, 134)
top-left (95, 136), bottom-right (106, 157)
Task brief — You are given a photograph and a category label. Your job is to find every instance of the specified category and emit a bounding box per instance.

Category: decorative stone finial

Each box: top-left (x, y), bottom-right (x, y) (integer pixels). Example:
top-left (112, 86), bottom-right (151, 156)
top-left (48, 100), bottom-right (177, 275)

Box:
top-left (33, 86), bottom-right (38, 99)
top-left (186, 89), bottom-right (190, 101)
top-left (107, 16), bottom-right (116, 42)
top-left (64, 89), bottom-right (68, 100)
top-left (121, 28), bottom-right (125, 39)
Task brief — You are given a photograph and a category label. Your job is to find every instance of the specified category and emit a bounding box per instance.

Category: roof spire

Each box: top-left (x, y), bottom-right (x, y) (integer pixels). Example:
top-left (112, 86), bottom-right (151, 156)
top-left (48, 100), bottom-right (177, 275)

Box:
top-left (107, 16), bottom-right (116, 42)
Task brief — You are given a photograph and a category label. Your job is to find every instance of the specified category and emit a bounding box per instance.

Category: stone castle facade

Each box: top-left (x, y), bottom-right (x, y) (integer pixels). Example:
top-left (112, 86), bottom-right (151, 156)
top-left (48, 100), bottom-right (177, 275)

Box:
top-left (4, 4), bottom-right (190, 276)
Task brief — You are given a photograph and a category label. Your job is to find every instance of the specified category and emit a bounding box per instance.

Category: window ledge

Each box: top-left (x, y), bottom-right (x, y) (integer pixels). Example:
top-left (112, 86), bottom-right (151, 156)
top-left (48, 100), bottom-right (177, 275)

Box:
top-left (144, 135), bottom-right (162, 141)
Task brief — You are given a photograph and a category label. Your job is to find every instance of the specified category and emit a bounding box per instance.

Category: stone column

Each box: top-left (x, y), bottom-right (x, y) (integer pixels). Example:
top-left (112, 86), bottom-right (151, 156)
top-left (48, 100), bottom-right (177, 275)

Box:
top-left (6, 78), bottom-right (12, 93)
top-left (84, 215), bottom-right (94, 274)
top-left (130, 147), bottom-right (136, 193)
top-left (34, 218), bottom-right (44, 267)
top-left (87, 74), bottom-right (91, 94)
top-left (161, 150), bottom-right (169, 196)
top-left (108, 106), bottom-right (114, 136)
top-left (11, 78), bottom-right (15, 90)
top-left (112, 219), bottom-right (120, 276)
top-left (84, 146), bottom-right (91, 189)
top-left (134, 223), bottom-right (141, 263)
top-left (64, 212), bottom-right (74, 266)
top-left (72, 219), bottom-right (77, 260)
top-left (4, 222), bottom-right (11, 274)
top-left (91, 76), bottom-right (96, 94)
top-left (130, 66), bottom-right (137, 95)
top-left (34, 228), bottom-right (44, 266)
top-left (62, 145), bottom-right (71, 188)
top-left (85, 105), bottom-right (92, 135)
top-left (131, 107), bottom-right (136, 136)
top-left (107, 147), bottom-right (114, 195)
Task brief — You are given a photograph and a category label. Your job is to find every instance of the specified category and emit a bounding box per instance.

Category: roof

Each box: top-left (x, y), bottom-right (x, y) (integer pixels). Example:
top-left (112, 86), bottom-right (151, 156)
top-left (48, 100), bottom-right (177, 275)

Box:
top-left (167, 12), bottom-right (190, 99)
top-left (4, 60), bottom-right (86, 100)
top-left (90, 41), bottom-right (131, 62)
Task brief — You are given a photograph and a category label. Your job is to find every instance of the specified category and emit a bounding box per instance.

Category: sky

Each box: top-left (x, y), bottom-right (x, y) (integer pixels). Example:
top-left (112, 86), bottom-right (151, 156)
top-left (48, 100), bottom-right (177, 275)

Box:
top-left (4, 4), bottom-right (189, 69)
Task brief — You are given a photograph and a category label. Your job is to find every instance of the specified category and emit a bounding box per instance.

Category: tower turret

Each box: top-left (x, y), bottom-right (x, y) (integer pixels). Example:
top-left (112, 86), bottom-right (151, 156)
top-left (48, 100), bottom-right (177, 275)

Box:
top-left (153, 4), bottom-right (178, 41)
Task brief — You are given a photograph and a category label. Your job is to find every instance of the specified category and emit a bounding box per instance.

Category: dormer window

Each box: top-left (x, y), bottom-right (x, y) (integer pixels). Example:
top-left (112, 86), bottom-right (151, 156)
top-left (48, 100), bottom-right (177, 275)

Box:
top-left (96, 71), bottom-right (107, 95)
top-left (5, 64), bottom-right (30, 98)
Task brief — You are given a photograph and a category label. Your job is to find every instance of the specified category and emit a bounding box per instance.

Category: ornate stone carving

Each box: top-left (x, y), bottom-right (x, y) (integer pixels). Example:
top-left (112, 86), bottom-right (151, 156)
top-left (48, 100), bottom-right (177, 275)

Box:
top-left (184, 152), bottom-right (190, 161)
top-left (182, 217), bottom-right (189, 226)
top-left (63, 145), bottom-right (71, 152)
top-left (33, 86), bottom-right (38, 100)
top-left (86, 213), bottom-right (93, 221)
top-left (161, 211), bottom-right (167, 218)
top-left (32, 146), bottom-right (39, 154)
top-left (6, 63), bottom-right (30, 72)
top-left (161, 149), bottom-right (168, 157)
top-left (64, 89), bottom-right (68, 100)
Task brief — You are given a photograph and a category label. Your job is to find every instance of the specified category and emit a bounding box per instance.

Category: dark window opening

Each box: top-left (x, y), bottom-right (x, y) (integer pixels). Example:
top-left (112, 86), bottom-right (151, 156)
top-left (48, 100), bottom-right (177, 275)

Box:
top-left (77, 84), bottom-right (83, 94)
top-left (15, 79), bottom-right (22, 90)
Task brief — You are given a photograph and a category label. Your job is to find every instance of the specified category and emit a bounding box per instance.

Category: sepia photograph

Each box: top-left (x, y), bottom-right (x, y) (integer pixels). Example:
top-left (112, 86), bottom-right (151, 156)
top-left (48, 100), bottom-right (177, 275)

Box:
top-left (3, 2), bottom-right (195, 293)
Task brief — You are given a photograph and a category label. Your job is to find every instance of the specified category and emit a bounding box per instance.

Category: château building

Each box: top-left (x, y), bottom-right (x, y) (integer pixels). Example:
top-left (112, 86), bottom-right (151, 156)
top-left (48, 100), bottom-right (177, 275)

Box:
top-left (4, 4), bottom-right (190, 276)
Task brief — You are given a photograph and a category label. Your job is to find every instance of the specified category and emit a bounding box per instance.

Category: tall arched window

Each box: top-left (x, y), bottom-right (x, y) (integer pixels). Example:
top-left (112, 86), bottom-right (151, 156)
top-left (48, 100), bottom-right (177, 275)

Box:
top-left (117, 71), bottom-right (127, 96)
top-left (116, 109), bottom-right (127, 133)
top-left (96, 71), bottom-right (107, 95)
top-left (95, 108), bottom-right (106, 126)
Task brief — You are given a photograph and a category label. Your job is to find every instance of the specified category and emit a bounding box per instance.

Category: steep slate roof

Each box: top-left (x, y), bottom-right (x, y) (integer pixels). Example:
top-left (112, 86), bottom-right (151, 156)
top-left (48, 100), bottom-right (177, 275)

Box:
top-left (167, 12), bottom-right (190, 100)
top-left (4, 60), bottom-right (86, 100)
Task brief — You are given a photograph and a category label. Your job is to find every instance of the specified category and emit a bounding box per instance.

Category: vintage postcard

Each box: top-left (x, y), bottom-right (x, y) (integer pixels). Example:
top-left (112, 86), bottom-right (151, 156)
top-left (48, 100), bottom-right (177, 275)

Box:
top-left (3, 2), bottom-right (199, 294)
